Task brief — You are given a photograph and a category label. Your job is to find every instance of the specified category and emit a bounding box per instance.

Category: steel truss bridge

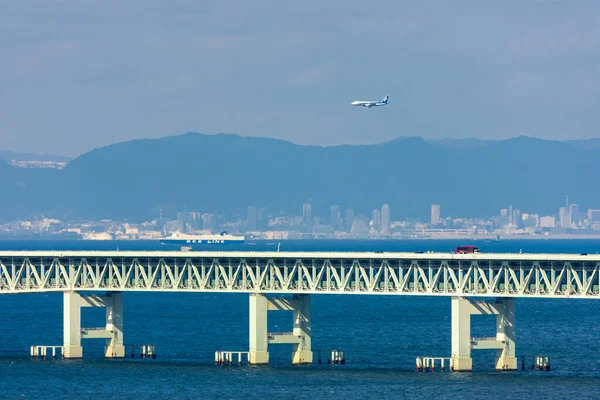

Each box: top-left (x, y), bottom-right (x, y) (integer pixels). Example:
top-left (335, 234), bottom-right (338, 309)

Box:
top-left (1, 251), bottom-right (600, 298)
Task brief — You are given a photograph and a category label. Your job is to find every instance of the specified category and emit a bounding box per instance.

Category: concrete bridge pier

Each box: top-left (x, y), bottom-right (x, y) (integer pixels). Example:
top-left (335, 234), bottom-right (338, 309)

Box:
top-left (291, 295), bottom-right (312, 364)
top-left (249, 293), bottom-right (269, 365)
top-left (494, 298), bottom-right (516, 371)
top-left (248, 293), bottom-right (313, 365)
top-left (451, 297), bottom-right (516, 371)
top-left (62, 291), bottom-right (125, 359)
top-left (104, 292), bottom-right (125, 358)
top-left (63, 292), bottom-right (83, 358)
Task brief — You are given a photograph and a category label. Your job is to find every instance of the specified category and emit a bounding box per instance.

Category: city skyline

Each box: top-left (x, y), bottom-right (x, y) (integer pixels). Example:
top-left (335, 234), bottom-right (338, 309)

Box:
top-left (4, 194), bottom-right (600, 241)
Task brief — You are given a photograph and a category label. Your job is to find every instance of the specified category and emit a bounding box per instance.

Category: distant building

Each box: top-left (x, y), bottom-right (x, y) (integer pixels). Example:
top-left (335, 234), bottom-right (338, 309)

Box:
top-left (569, 204), bottom-right (580, 226)
top-left (372, 209), bottom-right (381, 230)
top-left (522, 213), bottom-right (538, 228)
top-left (381, 204), bottom-right (390, 235)
top-left (190, 212), bottom-right (203, 230)
top-left (588, 209), bottom-right (600, 223)
top-left (495, 216), bottom-right (510, 229)
top-left (539, 216), bottom-right (556, 229)
top-left (177, 211), bottom-right (193, 233)
top-left (512, 209), bottom-right (522, 229)
top-left (500, 209), bottom-right (508, 217)
top-left (559, 207), bottom-right (571, 229)
top-left (431, 204), bottom-right (441, 225)
top-left (165, 220), bottom-right (182, 233)
top-left (154, 214), bottom-right (168, 231)
top-left (202, 213), bottom-right (217, 232)
top-left (247, 206), bottom-right (258, 231)
top-left (345, 208), bottom-right (355, 231)
top-left (330, 205), bottom-right (341, 231)
top-left (258, 207), bottom-right (268, 231)
top-left (350, 219), bottom-right (369, 237)
top-left (302, 203), bottom-right (312, 226)
top-left (588, 209), bottom-right (600, 231)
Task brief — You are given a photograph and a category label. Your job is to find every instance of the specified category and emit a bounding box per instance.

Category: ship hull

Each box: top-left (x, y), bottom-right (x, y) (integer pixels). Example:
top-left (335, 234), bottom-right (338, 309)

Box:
top-left (160, 239), bottom-right (245, 245)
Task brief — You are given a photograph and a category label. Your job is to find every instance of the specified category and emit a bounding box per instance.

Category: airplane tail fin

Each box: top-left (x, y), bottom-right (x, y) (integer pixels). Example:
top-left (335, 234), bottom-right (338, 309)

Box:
top-left (382, 95), bottom-right (389, 103)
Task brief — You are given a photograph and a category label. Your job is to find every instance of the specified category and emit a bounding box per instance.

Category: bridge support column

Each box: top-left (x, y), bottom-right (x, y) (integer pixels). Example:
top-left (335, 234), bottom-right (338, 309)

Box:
top-left (451, 297), bottom-right (472, 371)
top-left (247, 294), bottom-right (313, 365)
top-left (249, 294), bottom-right (269, 365)
top-left (104, 292), bottom-right (125, 358)
top-left (495, 298), bottom-right (516, 371)
top-left (291, 294), bottom-right (312, 365)
top-left (62, 292), bottom-right (126, 359)
top-left (63, 292), bottom-right (83, 358)
top-left (451, 297), bottom-right (517, 371)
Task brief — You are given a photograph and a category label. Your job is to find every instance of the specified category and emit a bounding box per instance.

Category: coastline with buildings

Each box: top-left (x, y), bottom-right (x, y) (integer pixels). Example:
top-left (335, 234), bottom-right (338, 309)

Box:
top-left (2, 196), bottom-right (600, 242)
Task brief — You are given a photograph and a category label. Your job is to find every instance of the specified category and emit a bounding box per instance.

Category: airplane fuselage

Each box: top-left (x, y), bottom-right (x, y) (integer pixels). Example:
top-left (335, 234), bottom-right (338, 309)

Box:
top-left (351, 95), bottom-right (389, 108)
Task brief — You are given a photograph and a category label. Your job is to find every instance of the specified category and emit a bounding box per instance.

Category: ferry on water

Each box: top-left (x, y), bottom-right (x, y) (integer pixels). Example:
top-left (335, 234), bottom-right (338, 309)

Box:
top-left (160, 231), bottom-right (245, 245)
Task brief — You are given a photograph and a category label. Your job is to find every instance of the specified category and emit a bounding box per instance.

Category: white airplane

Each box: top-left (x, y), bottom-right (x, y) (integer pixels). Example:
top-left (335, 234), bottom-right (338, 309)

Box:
top-left (351, 95), bottom-right (389, 108)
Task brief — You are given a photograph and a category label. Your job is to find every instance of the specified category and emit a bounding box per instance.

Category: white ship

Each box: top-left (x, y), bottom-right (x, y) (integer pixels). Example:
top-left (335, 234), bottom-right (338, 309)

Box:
top-left (160, 231), bottom-right (245, 245)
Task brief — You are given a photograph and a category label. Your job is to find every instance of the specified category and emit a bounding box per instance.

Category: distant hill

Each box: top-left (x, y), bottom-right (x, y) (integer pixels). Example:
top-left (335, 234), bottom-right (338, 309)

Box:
top-left (565, 139), bottom-right (600, 150)
top-left (0, 150), bottom-right (71, 163)
top-left (427, 138), bottom-right (495, 149)
top-left (1, 133), bottom-right (600, 221)
top-left (0, 159), bottom-right (63, 220)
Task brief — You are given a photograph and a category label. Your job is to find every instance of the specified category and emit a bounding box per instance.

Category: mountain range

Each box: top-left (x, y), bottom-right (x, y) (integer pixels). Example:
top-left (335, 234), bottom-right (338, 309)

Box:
top-left (1, 133), bottom-right (599, 221)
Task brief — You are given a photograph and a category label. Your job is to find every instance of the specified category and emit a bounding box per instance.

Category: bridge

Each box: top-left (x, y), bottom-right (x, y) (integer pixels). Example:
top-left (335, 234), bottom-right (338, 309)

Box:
top-left (1, 250), bottom-right (599, 371)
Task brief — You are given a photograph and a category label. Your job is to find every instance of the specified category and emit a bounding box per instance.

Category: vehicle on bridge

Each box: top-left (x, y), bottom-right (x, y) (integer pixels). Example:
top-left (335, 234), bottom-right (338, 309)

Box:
top-left (455, 246), bottom-right (480, 254)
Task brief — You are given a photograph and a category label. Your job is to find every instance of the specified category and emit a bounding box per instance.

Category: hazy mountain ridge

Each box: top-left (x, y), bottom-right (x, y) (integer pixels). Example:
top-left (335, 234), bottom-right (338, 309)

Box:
top-left (1, 133), bottom-right (600, 221)
top-left (565, 139), bottom-right (600, 150)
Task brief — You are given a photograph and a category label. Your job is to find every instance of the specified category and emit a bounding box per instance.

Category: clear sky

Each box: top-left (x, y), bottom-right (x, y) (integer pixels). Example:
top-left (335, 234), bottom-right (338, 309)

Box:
top-left (1, 1), bottom-right (599, 156)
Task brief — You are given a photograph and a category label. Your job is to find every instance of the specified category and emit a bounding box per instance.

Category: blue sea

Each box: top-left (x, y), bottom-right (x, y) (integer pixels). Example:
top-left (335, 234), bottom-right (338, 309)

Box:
top-left (2, 239), bottom-right (600, 400)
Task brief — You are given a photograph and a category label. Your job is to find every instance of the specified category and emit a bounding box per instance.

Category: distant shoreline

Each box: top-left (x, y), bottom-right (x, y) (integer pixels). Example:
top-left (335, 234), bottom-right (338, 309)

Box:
top-left (2, 235), bottom-right (600, 241)
top-left (389, 235), bottom-right (600, 241)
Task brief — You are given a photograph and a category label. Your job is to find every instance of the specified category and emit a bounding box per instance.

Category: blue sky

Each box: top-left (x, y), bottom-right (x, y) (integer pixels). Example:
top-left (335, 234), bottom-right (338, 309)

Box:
top-left (1, 1), bottom-right (599, 156)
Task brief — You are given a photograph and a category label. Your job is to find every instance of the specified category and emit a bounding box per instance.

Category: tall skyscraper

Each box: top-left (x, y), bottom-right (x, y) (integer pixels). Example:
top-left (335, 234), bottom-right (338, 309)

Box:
top-left (512, 209), bottom-right (522, 229)
top-left (559, 207), bottom-right (571, 229)
top-left (372, 209), bottom-right (381, 230)
top-left (381, 204), bottom-right (390, 235)
top-left (247, 206), bottom-right (258, 231)
top-left (330, 205), bottom-right (341, 231)
top-left (345, 208), bottom-right (355, 231)
top-left (431, 204), bottom-right (441, 225)
top-left (569, 204), bottom-right (580, 226)
top-left (302, 203), bottom-right (312, 225)
top-left (258, 207), bottom-right (268, 231)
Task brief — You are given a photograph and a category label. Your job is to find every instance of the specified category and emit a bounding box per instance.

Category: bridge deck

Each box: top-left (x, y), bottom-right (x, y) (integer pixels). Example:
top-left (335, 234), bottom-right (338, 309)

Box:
top-left (1, 251), bottom-right (599, 297)
top-left (0, 250), bottom-right (598, 261)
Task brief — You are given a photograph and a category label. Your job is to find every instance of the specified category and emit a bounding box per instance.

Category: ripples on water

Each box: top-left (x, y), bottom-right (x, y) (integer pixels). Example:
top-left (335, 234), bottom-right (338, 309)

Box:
top-left (1, 239), bottom-right (600, 399)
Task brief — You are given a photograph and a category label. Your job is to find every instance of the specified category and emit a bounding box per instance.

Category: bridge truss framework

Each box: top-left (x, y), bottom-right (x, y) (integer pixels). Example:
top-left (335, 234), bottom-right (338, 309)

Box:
top-left (1, 251), bottom-right (599, 298)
